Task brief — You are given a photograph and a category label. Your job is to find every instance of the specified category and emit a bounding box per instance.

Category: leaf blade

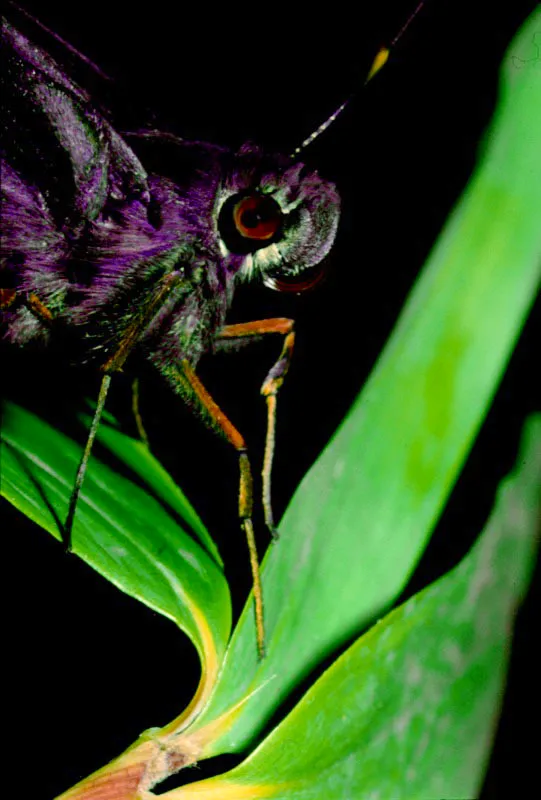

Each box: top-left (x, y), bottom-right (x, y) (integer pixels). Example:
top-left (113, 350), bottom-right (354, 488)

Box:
top-left (188, 8), bottom-right (541, 755)
top-left (0, 401), bottom-right (232, 679)
top-left (163, 414), bottom-right (541, 798)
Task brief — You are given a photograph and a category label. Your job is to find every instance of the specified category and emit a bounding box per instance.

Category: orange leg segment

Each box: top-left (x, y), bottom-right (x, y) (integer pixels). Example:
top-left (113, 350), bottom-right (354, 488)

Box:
top-left (0, 288), bottom-right (54, 324)
top-left (217, 318), bottom-right (296, 537)
top-left (26, 292), bottom-right (54, 323)
top-left (0, 288), bottom-right (18, 309)
top-left (176, 359), bottom-right (266, 658)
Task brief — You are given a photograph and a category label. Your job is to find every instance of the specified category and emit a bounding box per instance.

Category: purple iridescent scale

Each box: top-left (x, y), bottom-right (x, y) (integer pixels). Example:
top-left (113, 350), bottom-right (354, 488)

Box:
top-left (0, 17), bottom-right (340, 393)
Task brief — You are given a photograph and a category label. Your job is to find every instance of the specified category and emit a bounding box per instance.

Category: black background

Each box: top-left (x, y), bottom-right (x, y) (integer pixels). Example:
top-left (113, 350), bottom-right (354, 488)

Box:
top-left (2, 1), bottom-right (539, 797)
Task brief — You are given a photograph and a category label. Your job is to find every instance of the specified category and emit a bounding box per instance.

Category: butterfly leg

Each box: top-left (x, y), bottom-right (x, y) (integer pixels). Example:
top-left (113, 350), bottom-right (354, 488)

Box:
top-left (216, 318), bottom-right (295, 539)
top-left (64, 373), bottom-right (112, 549)
top-left (24, 292), bottom-right (55, 324)
top-left (131, 377), bottom-right (150, 447)
top-left (64, 270), bottom-right (186, 551)
top-left (173, 359), bottom-right (266, 659)
top-left (0, 288), bottom-right (93, 551)
top-left (0, 287), bottom-right (109, 551)
top-left (0, 288), bottom-right (54, 324)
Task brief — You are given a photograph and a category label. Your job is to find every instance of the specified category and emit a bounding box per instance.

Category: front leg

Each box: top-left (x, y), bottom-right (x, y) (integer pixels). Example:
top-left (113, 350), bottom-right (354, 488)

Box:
top-left (216, 318), bottom-right (295, 538)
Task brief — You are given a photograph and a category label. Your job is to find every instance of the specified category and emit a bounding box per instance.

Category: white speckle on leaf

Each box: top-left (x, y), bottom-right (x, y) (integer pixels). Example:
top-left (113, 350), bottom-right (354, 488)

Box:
top-left (332, 458), bottom-right (345, 480)
top-left (437, 602), bottom-right (451, 618)
top-left (437, 714), bottom-right (451, 733)
top-left (393, 710), bottom-right (411, 739)
top-left (507, 493), bottom-right (529, 537)
top-left (406, 659), bottom-right (423, 686)
top-left (177, 548), bottom-right (202, 572)
top-left (466, 557), bottom-right (494, 605)
top-left (431, 770), bottom-right (445, 792)
top-left (406, 766), bottom-right (417, 782)
top-left (371, 729), bottom-right (390, 751)
top-left (379, 627), bottom-right (391, 645)
top-left (403, 598), bottom-right (417, 617)
top-left (110, 546), bottom-right (128, 557)
top-left (414, 731), bottom-right (430, 760)
top-left (441, 641), bottom-right (464, 672)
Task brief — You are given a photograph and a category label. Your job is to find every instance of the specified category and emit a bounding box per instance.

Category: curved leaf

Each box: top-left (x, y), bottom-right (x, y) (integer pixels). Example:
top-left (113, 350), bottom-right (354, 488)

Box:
top-left (87, 414), bottom-right (222, 566)
top-left (186, 8), bottom-right (541, 756)
top-left (162, 414), bottom-right (541, 798)
top-left (0, 402), bottom-right (231, 685)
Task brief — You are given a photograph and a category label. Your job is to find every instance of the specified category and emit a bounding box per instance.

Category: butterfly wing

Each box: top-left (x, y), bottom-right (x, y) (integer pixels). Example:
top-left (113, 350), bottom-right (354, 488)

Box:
top-left (1, 14), bottom-right (340, 373)
top-left (0, 16), bottom-right (192, 353)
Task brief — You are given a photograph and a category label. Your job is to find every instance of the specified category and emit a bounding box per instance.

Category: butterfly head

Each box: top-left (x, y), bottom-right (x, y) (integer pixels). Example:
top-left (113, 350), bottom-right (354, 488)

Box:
top-left (216, 144), bottom-right (340, 293)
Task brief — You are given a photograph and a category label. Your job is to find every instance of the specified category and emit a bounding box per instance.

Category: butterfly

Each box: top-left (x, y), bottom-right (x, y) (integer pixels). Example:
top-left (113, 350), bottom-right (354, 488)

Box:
top-left (0, 2), bottom-right (425, 658)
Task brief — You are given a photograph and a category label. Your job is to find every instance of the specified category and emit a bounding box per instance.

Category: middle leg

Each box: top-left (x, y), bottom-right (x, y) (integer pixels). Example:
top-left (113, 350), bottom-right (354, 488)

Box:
top-left (173, 359), bottom-right (267, 659)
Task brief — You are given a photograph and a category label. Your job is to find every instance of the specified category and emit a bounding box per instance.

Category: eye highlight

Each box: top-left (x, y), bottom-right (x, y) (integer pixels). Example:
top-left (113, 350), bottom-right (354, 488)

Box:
top-left (233, 194), bottom-right (282, 240)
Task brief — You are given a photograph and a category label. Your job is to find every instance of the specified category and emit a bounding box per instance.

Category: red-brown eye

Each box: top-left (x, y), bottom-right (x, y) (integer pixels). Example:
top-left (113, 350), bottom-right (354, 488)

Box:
top-left (233, 195), bottom-right (282, 240)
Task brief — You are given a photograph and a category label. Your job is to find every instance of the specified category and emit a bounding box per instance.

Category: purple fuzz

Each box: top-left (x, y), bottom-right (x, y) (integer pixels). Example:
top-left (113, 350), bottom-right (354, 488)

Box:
top-left (0, 17), bottom-right (340, 395)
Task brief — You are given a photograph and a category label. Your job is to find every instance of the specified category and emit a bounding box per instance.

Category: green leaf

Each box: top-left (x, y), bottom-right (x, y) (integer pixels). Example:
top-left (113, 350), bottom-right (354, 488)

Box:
top-left (0, 402), bottom-right (231, 686)
top-left (84, 413), bottom-right (222, 567)
top-left (160, 414), bottom-right (541, 799)
top-left (187, 8), bottom-right (541, 755)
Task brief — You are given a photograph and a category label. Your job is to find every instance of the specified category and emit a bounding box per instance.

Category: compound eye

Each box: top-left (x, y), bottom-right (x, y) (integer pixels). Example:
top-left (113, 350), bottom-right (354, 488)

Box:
top-left (233, 194), bottom-right (282, 241)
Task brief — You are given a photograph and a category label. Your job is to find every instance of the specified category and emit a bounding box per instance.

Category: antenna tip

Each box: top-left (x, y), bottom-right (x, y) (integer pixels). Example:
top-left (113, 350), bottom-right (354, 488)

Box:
top-left (366, 46), bottom-right (390, 84)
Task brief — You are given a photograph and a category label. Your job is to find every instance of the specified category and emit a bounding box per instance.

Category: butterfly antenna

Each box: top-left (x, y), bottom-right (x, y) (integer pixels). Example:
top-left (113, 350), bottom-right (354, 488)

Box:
top-left (291, 1), bottom-right (426, 158)
top-left (8, 2), bottom-right (112, 81)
